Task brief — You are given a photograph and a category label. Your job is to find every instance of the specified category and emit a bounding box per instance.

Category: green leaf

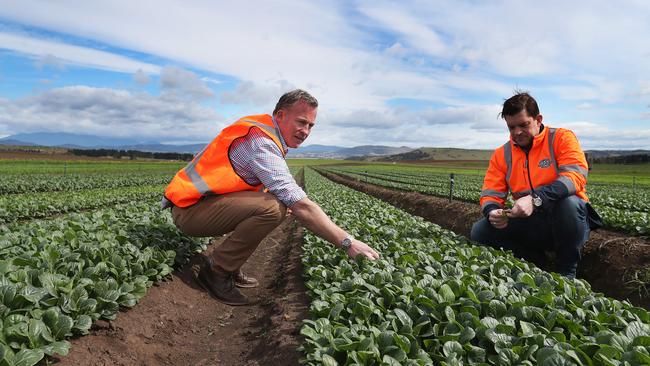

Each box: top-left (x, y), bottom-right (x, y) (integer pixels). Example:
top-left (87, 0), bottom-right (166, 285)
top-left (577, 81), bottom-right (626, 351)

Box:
top-left (520, 321), bottom-right (536, 336)
top-left (625, 321), bottom-right (650, 340)
top-left (381, 355), bottom-right (402, 366)
top-left (13, 349), bottom-right (44, 366)
top-left (393, 333), bottom-right (411, 354)
top-left (518, 273), bottom-right (536, 287)
top-left (478, 289), bottom-right (495, 302)
top-left (632, 336), bottom-right (650, 347)
top-left (42, 308), bottom-right (74, 340)
top-left (439, 284), bottom-right (455, 302)
top-left (0, 343), bottom-right (15, 364)
top-left (73, 315), bottom-right (93, 334)
top-left (27, 318), bottom-right (52, 347)
top-left (300, 325), bottom-right (319, 340)
top-left (443, 341), bottom-right (464, 357)
top-left (459, 326), bottom-right (475, 343)
top-left (393, 308), bottom-right (412, 328)
top-left (20, 286), bottom-right (46, 304)
top-left (42, 341), bottom-right (71, 356)
top-left (322, 354), bottom-right (338, 366)
top-left (465, 344), bottom-right (486, 363)
top-left (329, 303), bottom-right (344, 320)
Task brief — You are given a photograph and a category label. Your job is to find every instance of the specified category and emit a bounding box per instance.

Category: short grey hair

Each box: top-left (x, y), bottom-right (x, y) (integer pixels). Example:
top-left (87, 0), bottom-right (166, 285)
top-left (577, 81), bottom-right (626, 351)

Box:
top-left (273, 89), bottom-right (318, 115)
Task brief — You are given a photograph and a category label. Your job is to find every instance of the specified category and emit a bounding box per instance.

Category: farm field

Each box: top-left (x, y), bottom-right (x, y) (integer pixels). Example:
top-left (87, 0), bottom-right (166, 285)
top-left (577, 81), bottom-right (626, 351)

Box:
top-left (1, 159), bottom-right (649, 365)
top-left (316, 165), bottom-right (650, 309)
top-left (301, 168), bottom-right (650, 365)
top-left (321, 163), bottom-right (650, 236)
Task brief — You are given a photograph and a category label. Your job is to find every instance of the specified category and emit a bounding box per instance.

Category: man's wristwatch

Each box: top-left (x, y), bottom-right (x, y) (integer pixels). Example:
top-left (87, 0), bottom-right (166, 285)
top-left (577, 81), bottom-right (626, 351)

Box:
top-left (532, 194), bottom-right (543, 209)
top-left (340, 235), bottom-right (353, 251)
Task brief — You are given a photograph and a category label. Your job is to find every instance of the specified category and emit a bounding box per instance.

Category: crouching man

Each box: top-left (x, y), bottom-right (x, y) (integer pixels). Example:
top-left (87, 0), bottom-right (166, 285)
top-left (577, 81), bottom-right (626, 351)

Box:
top-left (471, 92), bottom-right (601, 278)
top-left (162, 89), bottom-right (379, 305)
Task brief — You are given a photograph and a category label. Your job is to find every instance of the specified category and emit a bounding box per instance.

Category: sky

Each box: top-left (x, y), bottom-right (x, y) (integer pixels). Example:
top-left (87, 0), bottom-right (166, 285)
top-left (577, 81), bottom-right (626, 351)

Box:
top-left (0, 0), bottom-right (649, 150)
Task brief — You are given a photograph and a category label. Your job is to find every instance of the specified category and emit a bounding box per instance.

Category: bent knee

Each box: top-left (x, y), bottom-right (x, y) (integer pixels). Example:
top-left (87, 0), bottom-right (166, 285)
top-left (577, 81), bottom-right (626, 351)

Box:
top-left (555, 195), bottom-right (586, 213)
top-left (470, 219), bottom-right (488, 242)
top-left (259, 195), bottom-right (287, 223)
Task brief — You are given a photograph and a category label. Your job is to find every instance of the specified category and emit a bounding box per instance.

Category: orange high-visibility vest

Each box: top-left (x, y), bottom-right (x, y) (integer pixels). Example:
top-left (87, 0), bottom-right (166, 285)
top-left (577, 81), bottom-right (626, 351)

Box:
top-left (164, 114), bottom-right (285, 208)
top-left (480, 126), bottom-right (589, 211)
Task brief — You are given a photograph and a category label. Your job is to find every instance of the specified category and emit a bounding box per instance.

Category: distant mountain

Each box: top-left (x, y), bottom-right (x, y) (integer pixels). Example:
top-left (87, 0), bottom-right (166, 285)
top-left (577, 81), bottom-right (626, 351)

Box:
top-left (0, 138), bottom-right (37, 146)
top-left (286, 144), bottom-right (342, 158)
top-left (4, 132), bottom-right (647, 160)
top-left (288, 144), bottom-right (413, 159)
top-left (0, 132), bottom-right (412, 158)
top-left (1, 132), bottom-right (151, 147)
top-left (375, 147), bottom-right (494, 162)
top-left (0, 132), bottom-right (207, 154)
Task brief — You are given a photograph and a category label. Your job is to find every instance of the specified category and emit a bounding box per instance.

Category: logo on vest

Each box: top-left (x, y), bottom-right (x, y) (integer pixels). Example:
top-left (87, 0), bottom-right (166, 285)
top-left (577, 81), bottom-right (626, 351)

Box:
top-left (538, 159), bottom-right (552, 168)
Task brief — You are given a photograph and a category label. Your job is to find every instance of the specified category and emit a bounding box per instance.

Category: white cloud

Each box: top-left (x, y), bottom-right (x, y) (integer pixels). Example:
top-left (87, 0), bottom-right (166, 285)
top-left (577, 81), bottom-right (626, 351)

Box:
top-left (0, 1), bottom-right (650, 149)
top-left (0, 1), bottom-right (511, 111)
top-left (360, 4), bottom-right (447, 57)
top-left (133, 69), bottom-right (150, 85)
top-left (160, 66), bottom-right (214, 99)
top-left (220, 80), bottom-right (296, 108)
top-left (34, 54), bottom-right (65, 70)
top-left (576, 103), bottom-right (595, 110)
top-left (0, 31), bottom-right (161, 74)
top-left (384, 42), bottom-right (408, 58)
top-left (0, 86), bottom-right (222, 141)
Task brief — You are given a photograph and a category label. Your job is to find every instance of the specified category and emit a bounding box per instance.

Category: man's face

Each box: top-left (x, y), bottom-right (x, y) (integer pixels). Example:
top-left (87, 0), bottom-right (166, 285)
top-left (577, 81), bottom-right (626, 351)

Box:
top-left (275, 100), bottom-right (317, 148)
top-left (505, 110), bottom-right (543, 149)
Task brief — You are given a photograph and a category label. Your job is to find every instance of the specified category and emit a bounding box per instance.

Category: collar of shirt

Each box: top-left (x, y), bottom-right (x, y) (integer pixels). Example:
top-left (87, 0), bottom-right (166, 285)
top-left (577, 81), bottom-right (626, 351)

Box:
top-left (271, 115), bottom-right (289, 154)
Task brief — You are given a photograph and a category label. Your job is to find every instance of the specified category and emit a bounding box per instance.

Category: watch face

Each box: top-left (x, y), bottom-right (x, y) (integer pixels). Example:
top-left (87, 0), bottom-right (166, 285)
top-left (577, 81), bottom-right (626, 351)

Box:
top-left (341, 238), bottom-right (352, 249)
top-left (533, 196), bottom-right (542, 207)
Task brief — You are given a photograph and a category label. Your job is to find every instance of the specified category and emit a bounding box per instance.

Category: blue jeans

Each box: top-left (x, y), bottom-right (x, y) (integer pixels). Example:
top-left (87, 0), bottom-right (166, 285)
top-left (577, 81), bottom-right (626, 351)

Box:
top-left (470, 195), bottom-right (590, 278)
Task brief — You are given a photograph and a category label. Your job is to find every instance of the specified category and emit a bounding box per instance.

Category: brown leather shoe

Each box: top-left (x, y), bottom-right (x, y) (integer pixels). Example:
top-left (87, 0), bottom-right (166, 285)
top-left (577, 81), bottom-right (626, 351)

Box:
top-left (196, 259), bottom-right (249, 306)
top-left (234, 270), bottom-right (259, 288)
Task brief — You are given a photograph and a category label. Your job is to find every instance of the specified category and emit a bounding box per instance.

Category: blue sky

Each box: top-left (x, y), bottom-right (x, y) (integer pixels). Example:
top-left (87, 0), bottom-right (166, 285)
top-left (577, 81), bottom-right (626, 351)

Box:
top-left (0, 0), bottom-right (649, 149)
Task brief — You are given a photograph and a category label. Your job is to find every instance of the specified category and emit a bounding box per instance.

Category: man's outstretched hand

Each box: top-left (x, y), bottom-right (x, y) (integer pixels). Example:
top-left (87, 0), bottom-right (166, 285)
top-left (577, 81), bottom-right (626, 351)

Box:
top-left (347, 239), bottom-right (380, 260)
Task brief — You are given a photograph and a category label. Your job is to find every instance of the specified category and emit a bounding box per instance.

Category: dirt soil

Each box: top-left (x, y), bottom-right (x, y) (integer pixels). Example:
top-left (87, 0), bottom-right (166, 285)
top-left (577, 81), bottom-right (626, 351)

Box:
top-left (53, 218), bottom-right (309, 366)
top-left (319, 169), bottom-right (650, 310)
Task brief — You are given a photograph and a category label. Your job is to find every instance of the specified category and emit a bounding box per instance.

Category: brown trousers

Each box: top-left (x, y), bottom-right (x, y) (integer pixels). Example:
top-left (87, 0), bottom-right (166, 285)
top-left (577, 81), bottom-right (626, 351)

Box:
top-left (172, 191), bottom-right (287, 272)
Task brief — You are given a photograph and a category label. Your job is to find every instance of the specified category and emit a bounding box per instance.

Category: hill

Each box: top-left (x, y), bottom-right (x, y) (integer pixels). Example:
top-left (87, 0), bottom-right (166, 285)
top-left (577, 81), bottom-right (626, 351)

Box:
top-left (372, 147), bottom-right (494, 162)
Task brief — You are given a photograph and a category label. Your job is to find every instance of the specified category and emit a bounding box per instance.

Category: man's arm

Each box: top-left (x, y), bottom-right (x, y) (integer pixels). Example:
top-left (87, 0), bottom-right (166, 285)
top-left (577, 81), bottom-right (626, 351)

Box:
top-left (290, 197), bottom-right (380, 259)
top-left (480, 148), bottom-right (509, 217)
top-left (238, 130), bottom-right (379, 260)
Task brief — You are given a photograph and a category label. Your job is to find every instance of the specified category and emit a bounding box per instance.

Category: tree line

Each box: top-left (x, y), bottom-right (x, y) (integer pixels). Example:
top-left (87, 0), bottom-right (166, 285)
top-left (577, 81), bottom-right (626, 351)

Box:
top-left (69, 148), bottom-right (193, 161)
top-left (588, 153), bottom-right (650, 164)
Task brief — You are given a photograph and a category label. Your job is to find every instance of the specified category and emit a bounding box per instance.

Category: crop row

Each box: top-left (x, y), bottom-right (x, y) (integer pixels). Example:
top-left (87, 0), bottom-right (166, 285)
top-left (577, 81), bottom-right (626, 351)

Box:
top-left (0, 160), bottom-right (183, 175)
top-left (324, 165), bottom-right (650, 235)
top-left (300, 168), bottom-right (650, 365)
top-left (0, 173), bottom-right (172, 195)
top-left (0, 184), bottom-right (165, 224)
top-left (0, 201), bottom-right (206, 366)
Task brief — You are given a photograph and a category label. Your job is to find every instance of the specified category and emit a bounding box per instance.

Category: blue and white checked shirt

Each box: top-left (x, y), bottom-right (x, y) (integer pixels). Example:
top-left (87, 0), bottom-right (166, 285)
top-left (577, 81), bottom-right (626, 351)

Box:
top-left (229, 122), bottom-right (306, 207)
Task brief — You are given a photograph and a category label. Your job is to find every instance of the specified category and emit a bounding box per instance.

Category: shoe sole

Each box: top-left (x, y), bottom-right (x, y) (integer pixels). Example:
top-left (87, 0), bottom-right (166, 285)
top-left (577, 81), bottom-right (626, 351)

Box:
top-left (235, 282), bottom-right (258, 288)
top-left (196, 274), bottom-right (250, 306)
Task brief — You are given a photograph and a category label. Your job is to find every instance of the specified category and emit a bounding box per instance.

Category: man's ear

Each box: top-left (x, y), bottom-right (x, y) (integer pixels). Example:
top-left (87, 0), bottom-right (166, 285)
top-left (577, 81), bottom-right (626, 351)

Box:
top-left (535, 114), bottom-right (543, 125)
top-left (275, 110), bottom-right (285, 124)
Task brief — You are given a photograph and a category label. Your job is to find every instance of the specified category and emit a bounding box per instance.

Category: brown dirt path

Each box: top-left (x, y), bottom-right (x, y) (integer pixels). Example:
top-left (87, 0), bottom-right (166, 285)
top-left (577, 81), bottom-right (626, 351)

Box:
top-left (319, 169), bottom-right (650, 310)
top-left (53, 218), bottom-right (309, 366)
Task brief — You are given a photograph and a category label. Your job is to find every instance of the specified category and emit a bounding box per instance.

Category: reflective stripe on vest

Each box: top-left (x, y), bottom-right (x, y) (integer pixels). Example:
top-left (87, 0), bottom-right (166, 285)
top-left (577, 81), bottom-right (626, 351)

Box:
top-left (481, 189), bottom-right (507, 199)
top-left (503, 141), bottom-right (512, 193)
top-left (548, 128), bottom-right (558, 176)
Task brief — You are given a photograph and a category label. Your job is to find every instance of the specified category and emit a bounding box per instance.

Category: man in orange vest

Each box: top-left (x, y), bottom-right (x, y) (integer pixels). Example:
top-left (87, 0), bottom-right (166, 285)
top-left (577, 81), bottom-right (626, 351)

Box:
top-left (163, 89), bottom-right (380, 305)
top-left (471, 92), bottom-right (601, 279)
